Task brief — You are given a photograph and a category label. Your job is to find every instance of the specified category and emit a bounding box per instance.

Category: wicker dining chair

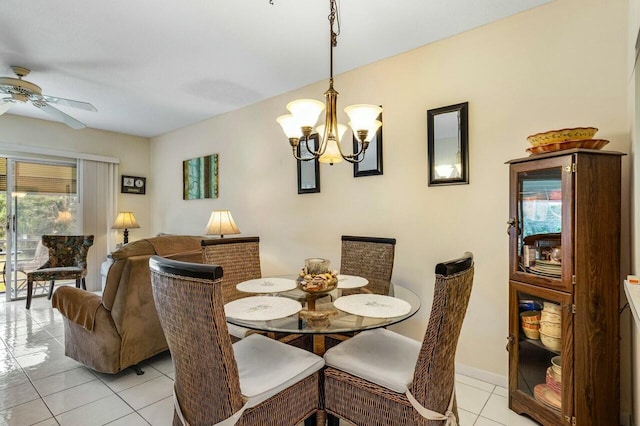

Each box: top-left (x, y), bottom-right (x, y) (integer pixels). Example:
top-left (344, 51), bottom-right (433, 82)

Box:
top-left (201, 237), bottom-right (262, 342)
top-left (149, 256), bottom-right (324, 426)
top-left (201, 237), bottom-right (261, 303)
top-left (324, 252), bottom-right (474, 426)
top-left (26, 235), bottom-right (94, 309)
top-left (340, 235), bottom-right (396, 295)
top-left (325, 236), bottom-right (398, 348)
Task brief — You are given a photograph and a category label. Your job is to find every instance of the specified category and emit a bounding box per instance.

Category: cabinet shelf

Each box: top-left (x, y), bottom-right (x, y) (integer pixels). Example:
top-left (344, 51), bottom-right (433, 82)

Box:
top-left (519, 336), bottom-right (561, 355)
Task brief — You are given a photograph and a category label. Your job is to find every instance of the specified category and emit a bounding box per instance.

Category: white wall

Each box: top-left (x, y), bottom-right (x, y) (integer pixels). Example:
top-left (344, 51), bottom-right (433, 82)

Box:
top-left (0, 114), bottom-right (152, 240)
top-left (151, 0), bottom-right (629, 383)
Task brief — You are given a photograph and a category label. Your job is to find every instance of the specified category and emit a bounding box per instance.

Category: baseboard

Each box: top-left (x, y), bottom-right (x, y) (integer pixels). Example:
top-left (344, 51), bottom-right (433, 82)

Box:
top-left (455, 362), bottom-right (508, 388)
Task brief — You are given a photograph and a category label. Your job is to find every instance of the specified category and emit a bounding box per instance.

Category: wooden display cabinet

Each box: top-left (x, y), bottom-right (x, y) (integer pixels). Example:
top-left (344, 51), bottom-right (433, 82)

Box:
top-left (506, 149), bottom-right (622, 425)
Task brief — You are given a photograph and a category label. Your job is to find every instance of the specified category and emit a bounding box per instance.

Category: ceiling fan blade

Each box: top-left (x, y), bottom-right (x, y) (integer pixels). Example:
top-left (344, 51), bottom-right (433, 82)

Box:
top-left (40, 94), bottom-right (97, 112)
top-left (34, 102), bottom-right (86, 129)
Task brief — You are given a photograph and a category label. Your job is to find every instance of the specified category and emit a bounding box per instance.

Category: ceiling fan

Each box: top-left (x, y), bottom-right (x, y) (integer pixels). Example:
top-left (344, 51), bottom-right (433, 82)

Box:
top-left (0, 66), bottom-right (97, 129)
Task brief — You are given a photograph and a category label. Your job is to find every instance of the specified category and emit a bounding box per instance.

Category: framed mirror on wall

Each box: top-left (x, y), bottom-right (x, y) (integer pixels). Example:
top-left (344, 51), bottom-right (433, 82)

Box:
top-left (427, 102), bottom-right (469, 186)
top-left (297, 133), bottom-right (320, 194)
top-left (353, 110), bottom-right (383, 177)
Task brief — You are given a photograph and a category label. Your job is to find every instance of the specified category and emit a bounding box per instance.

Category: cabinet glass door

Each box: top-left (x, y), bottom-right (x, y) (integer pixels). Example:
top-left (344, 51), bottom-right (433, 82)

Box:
top-left (509, 155), bottom-right (573, 292)
top-left (509, 281), bottom-right (573, 424)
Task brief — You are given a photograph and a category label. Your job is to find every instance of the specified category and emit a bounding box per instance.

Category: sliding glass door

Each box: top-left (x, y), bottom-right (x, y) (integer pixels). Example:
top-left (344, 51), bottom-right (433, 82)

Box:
top-left (1, 158), bottom-right (79, 301)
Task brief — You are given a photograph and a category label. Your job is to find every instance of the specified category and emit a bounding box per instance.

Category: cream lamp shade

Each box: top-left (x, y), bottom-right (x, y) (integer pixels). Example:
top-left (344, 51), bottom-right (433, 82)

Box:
top-left (205, 210), bottom-right (240, 238)
top-left (112, 212), bottom-right (140, 244)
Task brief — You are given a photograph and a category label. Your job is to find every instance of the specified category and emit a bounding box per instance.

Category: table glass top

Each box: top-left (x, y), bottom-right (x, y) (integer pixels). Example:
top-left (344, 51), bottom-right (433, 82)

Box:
top-left (225, 276), bottom-right (421, 334)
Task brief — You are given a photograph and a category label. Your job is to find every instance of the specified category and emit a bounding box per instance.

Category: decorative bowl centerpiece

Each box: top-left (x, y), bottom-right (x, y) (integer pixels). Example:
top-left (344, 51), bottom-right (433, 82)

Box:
top-left (297, 258), bottom-right (338, 294)
top-left (525, 126), bottom-right (608, 155)
top-left (526, 127), bottom-right (598, 146)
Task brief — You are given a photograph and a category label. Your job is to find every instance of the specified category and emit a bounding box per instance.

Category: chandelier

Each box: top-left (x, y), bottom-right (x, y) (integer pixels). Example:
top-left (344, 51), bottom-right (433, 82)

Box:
top-left (277, 0), bottom-right (382, 165)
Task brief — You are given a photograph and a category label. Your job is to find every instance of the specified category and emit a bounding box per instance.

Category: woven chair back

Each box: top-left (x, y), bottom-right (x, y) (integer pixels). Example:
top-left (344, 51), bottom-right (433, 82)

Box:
top-left (411, 253), bottom-right (474, 424)
top-left (201, 237), bottom-right (261, 303)
top-left (340, 236), bottom-right (396, 295)
top-left (149, 256), bottom-right (245, 425)
top-left (40, 235), bottom-right (94, 271)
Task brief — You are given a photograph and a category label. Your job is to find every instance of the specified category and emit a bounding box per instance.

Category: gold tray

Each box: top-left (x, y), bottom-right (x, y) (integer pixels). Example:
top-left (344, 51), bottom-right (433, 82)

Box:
top-left (526, 139), bottom-right (609, 155)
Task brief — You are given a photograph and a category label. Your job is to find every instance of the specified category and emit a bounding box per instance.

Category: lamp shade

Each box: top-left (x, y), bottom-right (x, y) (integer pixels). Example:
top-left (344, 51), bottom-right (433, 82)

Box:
top-left (277, 114), bottom-right (301, 139)
top-left (344, 104), bottom-right (382, 132)
top-left (205, 210), bottom-right (240, 237)
top-left (317, 123), bottom-right (347, 165)
top-left (111, 212), bottom-right (140, 230)
top-left (318, 138), bottom-right (344, 165)
top-left (349, 119), bottom-right (382, 142)
top-left (287, 99), bottom-right (325, 129)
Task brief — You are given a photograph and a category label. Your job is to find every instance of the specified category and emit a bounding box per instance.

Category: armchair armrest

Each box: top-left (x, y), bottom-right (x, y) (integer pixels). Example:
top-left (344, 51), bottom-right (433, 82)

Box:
top-left (52, 286), bottom-right (103, 331)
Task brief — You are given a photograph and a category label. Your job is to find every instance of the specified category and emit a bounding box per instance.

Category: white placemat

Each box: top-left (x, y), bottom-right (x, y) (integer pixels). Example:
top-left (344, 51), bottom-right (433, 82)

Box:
top-left (236, 278), bottom-right (297, 293)
top-left (334, 294), bottom-right (411, 318)
top-left (224, 296), bottom-right (302, 321)
top-left (337, 274), bottom-right (369, 289)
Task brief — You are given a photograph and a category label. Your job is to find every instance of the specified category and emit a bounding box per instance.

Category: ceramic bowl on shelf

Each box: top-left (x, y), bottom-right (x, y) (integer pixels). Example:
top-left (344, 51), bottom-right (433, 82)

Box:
top-left (520, 310), bottom-right (541, 324)
top-left (540, 331), bottom-right (562, 351)
top-left (547, 365), bottom-right (562, 383)
top-left (541, 310), bottom-right (561, 324)
top-left (540, 320), bottom-right (562, 338)
top-left (543, 301), bottom-right (562, 316)
top-left (526, 127), bottom-right (598, 146)
top-left (546, 367), bottom-right (562, 395)
top-left (522, 322), bottom-right (540, 339)
top-left (551, 356), bottom-right (562, 376)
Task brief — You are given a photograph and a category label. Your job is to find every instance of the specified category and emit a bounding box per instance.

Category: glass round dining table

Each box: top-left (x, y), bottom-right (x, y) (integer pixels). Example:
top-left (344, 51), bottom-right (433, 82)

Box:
top-left (225, 275), bottom-right (421, 342)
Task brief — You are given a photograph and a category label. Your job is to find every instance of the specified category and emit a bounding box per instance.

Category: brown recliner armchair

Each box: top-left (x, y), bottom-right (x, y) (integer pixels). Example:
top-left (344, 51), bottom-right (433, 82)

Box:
top-left (52, 235), bottom-right (205, 373)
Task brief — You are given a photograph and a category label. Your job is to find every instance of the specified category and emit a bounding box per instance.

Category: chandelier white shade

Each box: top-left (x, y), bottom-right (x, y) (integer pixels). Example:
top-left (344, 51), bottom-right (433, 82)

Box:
top-left (277, 0), bottom-right (382, 166)
top-left (317, 123), bottom-right (347, 164)
top-left (205, 210), bottom-right (240, 238)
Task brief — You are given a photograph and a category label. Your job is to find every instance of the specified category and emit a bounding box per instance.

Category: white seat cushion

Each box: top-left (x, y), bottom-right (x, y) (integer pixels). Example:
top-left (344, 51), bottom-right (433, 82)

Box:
top-left (233, 334), bottom-right (324, 408)
top-left (227, 322), bottom-right (253, 339)
top-left (324, 328), bottom-right (421, 393)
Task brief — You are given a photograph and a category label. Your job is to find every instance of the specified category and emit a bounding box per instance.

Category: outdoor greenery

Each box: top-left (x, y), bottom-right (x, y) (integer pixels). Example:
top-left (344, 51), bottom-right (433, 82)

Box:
top-left (0, 194), bottom-right (78, 252)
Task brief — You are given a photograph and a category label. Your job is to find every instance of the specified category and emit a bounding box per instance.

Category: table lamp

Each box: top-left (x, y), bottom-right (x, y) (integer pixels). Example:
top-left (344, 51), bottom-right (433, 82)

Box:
top-left (205, 210), bottom-right (240, 238)
top-left (112, 212), bottom-right (140, 244)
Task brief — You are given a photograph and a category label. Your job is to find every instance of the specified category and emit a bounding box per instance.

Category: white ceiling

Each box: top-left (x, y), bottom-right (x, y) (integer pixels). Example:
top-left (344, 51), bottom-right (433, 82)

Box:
top-left (0, 0), bottom-right (549, 138)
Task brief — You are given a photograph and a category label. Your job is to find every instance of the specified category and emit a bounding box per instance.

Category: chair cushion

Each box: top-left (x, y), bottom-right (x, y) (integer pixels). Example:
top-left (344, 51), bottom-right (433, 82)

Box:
top-left (28, 266), bottom-right (84, 281)
top-left (233, 334), bottom-right (324, 408)
top-left (324, 328), bottom-right (421, 393)
top-left (227, 322), bottom-right (252, 339)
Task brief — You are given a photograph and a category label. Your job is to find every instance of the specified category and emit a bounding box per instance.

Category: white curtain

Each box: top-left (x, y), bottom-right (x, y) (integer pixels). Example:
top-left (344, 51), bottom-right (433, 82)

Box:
top-left (79, 160), bottom-right (118, 291)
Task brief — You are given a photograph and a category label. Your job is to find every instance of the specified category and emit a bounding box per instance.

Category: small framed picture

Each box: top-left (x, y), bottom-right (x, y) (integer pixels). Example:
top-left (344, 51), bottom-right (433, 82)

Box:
top-left (297, 134), bottom-right (320, 194)
top-left (121, 175), bottom-right (146, 194)
top-left (427, 102), bottom-right (469, 186)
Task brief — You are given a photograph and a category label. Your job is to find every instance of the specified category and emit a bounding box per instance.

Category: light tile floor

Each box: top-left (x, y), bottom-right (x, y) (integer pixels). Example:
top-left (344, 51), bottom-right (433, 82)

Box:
top-left (0, 294), bottom-right (540, 425)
